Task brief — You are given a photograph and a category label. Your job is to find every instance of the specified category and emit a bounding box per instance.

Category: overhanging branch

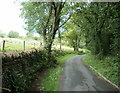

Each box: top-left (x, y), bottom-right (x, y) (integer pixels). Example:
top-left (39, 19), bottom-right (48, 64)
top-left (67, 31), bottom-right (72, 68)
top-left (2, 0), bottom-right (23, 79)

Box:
top-left (56, 15), bottom-right (71, 30)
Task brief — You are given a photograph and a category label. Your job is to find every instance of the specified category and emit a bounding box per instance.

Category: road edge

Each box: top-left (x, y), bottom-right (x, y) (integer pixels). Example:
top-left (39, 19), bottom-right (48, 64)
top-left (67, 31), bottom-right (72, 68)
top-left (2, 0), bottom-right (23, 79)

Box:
top-left (89, 65), bottom-right (120, 91)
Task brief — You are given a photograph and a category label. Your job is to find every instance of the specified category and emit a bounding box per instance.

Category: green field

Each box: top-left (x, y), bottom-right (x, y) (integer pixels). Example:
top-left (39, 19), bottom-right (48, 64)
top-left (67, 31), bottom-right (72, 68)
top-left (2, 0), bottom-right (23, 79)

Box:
top-left (0, 39), bottom-right (79, 52)
top-left (0, 42), bottom-right (36, 52)
top-left (0, 38), bottom-right (41, 52)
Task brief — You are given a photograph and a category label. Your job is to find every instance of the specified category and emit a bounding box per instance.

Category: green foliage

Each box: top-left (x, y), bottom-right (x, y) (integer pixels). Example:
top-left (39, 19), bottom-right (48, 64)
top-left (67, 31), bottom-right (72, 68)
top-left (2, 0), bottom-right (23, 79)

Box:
top-left (32, 37), bottom-right (40, 41)
top-left (51, 50), bottom-right (78, 58)
top-left (41, 67), bottom-right (62, 91)
top-left (82, 55), bottom-right (119, 87)
top-left (64, 30), bottom-right (77, 45)
top-left (73, 2), bottom-right (120, 57)
top-left (26, 31), bottom-right (33, 38)
top-left (21, 2), bottom-right (72, 54)
top-left (63, 19), bottom-right (81, 51)
top-left (26, 31), bottom-right (40, 40)
top-left (8, 31), bottom-right (19, 38)
top-left (21, 2), bottom-right (50, 33)
top-left (21, 2), bottom-right (120, 57)
top-left (2, 49), bottom-right (57, 93)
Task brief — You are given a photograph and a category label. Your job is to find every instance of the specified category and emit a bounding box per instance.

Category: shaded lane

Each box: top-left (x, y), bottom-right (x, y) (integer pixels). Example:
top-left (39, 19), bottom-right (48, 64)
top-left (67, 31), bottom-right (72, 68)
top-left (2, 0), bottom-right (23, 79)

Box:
top-left (59, 55), bottom-right (118, 92)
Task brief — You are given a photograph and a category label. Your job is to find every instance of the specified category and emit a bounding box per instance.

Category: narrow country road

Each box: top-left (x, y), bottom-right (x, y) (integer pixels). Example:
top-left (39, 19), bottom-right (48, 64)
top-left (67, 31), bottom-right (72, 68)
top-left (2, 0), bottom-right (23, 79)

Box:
top-left (59, 55), bottom-right (118, 91)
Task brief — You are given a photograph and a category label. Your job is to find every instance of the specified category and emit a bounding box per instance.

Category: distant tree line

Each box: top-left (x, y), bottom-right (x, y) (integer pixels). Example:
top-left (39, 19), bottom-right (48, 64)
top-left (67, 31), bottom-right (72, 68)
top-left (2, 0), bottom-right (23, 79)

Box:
top-left (0, 30), bottom-right (19, 38)
top-left (8, 31), bottom-right (19, 38)
top-left (0, 30), bottom-right (40, 41)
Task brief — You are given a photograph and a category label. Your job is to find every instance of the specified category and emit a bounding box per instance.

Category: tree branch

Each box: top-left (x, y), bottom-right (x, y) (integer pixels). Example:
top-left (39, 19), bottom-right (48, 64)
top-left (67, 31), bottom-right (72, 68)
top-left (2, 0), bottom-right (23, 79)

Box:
top-left (43, 4), bottom-right (53, 41)
top-left (56, 15), bottom-right (71, 30)
top-left (85, 16), bottom-right (92, 24)
top-left (51, 2), bottom-right (56, 9)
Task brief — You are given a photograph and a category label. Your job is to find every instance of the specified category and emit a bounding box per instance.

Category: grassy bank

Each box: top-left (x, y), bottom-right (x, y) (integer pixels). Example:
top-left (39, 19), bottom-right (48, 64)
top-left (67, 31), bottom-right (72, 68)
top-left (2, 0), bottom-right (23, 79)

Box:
top-left (82, 55), bottom-right (119, 87)
top-left (41, 54), bottom-right (78, 91)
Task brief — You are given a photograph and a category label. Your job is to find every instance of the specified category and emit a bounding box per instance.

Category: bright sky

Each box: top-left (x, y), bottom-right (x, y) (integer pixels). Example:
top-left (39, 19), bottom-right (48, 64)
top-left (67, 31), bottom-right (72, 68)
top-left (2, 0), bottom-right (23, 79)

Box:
top-left (0, 0), bottom-right (39, 37)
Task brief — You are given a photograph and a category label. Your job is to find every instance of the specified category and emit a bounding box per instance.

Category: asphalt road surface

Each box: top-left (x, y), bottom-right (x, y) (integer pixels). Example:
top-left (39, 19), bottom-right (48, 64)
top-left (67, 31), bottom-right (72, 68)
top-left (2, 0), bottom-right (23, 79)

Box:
top-left (59, 55), bottom-right (119, 92)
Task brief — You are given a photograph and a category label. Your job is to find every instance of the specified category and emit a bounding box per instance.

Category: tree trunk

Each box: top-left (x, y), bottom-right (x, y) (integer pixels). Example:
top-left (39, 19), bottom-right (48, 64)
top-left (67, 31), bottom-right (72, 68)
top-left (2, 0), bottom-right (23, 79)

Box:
top-left (60, 37), bottom-right (62, 50)
top-left (58, 30), bottom-right (62, 50)
top-left (44, 3), bottom-right (65, 57)
top-left (45, 40), bottom-right (53, 62)
top-left (75, 35), bottom-right (78, 52)
top-left (43, 34), bottom-right (46, 47)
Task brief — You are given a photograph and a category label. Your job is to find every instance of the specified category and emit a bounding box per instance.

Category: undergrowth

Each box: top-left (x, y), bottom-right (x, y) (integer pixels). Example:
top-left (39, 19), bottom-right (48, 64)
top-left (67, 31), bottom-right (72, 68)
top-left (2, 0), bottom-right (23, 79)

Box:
top-left (40, 67), bottom-right (62, 91)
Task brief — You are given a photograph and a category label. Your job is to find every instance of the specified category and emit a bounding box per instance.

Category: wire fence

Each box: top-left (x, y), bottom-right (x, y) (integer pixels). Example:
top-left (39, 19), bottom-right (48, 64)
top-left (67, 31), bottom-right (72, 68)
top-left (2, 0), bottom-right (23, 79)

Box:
top-left (0, 39), bottom-right (43, 52)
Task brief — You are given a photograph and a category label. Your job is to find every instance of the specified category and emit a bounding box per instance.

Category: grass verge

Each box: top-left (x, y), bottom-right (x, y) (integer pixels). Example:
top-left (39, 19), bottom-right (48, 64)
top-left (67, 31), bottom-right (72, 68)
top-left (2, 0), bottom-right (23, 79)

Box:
top-left (57, 54), bottom-right (78, 64)
top-left (41, 54), bottom-right (78, 91)
top-left (82, 55), bottom-right (119, 87)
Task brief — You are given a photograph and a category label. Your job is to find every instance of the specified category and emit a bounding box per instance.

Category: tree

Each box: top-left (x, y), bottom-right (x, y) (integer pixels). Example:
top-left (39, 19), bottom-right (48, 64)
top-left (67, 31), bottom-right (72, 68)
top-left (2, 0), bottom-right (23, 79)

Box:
top-left (8, 31), bottom-right (19, 38)
top-left (64, 19), bottom-right (81, 51)
top-left (72, 2), bottom-right (120, 57)
top-left (21, 1), bottom-right (71, 55)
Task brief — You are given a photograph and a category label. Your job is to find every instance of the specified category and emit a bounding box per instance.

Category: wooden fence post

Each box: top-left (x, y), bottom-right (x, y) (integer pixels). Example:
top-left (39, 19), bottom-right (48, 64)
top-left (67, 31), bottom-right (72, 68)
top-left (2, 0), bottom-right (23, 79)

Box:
top-left (2, 40), bottom-right (5, 52)
top-left (24, 41), bottom-right (25, 51)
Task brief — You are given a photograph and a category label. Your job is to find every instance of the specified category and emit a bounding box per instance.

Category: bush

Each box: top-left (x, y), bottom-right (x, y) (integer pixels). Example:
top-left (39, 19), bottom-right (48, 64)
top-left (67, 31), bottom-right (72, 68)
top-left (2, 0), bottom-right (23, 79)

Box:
top-left (8, 31), bottom-right (19, 38)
